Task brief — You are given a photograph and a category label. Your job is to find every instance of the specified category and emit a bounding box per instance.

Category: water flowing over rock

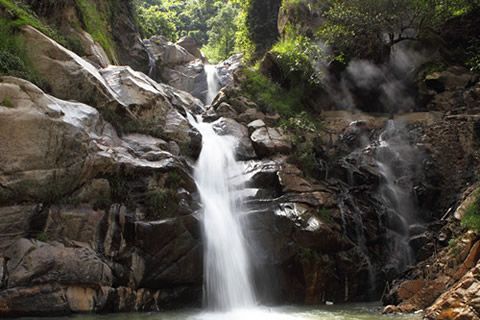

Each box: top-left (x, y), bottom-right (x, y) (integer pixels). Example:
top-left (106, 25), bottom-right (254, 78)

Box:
top-left (190, 117), bottom-right (256, 310)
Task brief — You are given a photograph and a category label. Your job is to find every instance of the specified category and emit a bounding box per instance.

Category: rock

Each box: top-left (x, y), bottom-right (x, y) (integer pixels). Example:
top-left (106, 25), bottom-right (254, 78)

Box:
top-left (100, 65), bottom-right (203, 146)
top-left (247, 119), bottom-right (266, 133)
top-left (251, 127), bottom-right (292, 157)
top-left (145, 36), bottom-right (196, 67)
top-left (176, 36), bottom-right (203, 59)
top-left (425, 260), bottom-right (480, 320)
top-left (5, 239), bottom-right (113, 288)
top-left (216, 54), bottom-right (243, 88)
top-left (216, 102), bottom-right (238, 119)
top-left (161, 60), bottom-right (207, 101)
top-left (133, 215), bottom-right (202, 288)
top-left (0, 284), bottom-right (71, 317)
top-left (212, 118), bottom-right (257, 160)
top-left (0, 76), bottom-right (116, 204)
top-left (278, 164), bottom-right (313, 193)
top-left (0, 206), bottom-right (37, 254)
top-left (454, 187), bottom-right (480, 220)
top-left (43, 206), bottom-right (107, 249)
top-left (19, 26), bottom-right (122, 109)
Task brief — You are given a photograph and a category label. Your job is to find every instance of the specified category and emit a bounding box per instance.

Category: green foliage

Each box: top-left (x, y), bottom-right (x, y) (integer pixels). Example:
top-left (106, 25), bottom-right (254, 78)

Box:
top-left (35, 232), bottom-right (49, 242)
top-left (317, 0), bottom-right (480, 62)
top-left (0, 19), bottom-right (44, 86)
top-left (317, 208), bottom-right (332, 223)
top-left (461, 199), bottom-right (480, 233)
top-left (201, 3), bottom-right (239, 62)
top-left (281, 112), bottom-right (323, 176)
top-left (0, 0), bottom-right (63, 41)
top-left (232, 0), bottom-right (256, 62)
top-left (1, 96), bottom-right (14, 108)
top-left (466, 39), bottom-right (480, 73)
top-left (75, 0), bottom-right (118, 63)
top-left (241, 67), bottom-right (304, 116)
top-left (135, 4), bottom-right (177, 41)
top-left (271, 28), bottom-right (324, 86)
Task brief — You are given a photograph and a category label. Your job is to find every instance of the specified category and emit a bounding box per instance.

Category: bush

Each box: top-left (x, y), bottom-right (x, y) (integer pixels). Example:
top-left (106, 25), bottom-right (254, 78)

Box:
top-left (270, 33), bottom-right (322, 86)
top-left (241, 67), bottom-right (304, 116)
top-left (466, 39), bottom-right (480, 73)
top-left (280, 112), bottom-right (322, 176)
top-left (461, 200), bottom-right (480, 233)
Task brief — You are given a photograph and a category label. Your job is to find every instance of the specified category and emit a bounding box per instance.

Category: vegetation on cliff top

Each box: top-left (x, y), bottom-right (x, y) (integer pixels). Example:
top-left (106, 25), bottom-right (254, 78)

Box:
top-left (0, 0), bottom-right (58, 84)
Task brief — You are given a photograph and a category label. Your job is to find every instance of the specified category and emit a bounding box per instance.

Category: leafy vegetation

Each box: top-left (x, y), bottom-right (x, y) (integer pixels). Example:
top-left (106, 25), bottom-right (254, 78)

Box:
top-left (133, 0), bottom-right (240, 62)
top-left (271, 26), bottom-right (324, 87)
top-left (317, 0), bottom-right (480, 62)
top-left (1, 96), bottom-right (14, 108)
top-left (0, 17), bottom-right (44, 85)
top-left (461, 197), bottom-right (480, 233)
top-left (280, 112), bottom-right (323, 176)
top-left (75, 0), bottom-right (118, 63)
top-left (241, 67), bottom-right (304, 116)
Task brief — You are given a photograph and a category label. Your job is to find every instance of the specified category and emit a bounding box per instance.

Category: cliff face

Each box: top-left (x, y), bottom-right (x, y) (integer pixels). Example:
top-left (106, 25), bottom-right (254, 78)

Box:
top-left (0, 0), bottom-right (480, 318)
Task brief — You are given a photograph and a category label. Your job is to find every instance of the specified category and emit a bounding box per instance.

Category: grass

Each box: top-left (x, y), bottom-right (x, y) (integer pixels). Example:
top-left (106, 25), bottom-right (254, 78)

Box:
top-left (75, 0), bottom-right (118, 63)
top-left (1, 96), bottom-right (14, 108)
top-left (461, 199), bottom-right (480, 233)
top-left (0, 0), bottom-right (63, 41)
top-left (0, 22), bottom-right (34, 81)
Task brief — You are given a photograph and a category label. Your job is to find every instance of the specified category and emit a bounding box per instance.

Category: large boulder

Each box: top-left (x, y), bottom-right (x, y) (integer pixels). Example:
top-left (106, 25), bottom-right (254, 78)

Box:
top-left (19, 26), bottom-right (122, 109)
top-left (176, 36), bottom-right (203, 59)
top-left (0, 76), bottom-right (116, 204)
top-left (250, 126), bottom-right (292, 157)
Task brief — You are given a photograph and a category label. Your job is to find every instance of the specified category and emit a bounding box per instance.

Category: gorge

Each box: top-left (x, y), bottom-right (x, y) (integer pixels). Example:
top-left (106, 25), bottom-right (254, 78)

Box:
top-left (1, 1), bottom-right (480, 320)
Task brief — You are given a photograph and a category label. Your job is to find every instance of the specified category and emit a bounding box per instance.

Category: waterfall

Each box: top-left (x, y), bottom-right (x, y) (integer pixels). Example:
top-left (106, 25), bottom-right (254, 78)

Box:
top-left (375, 120), bottom-right (418, 271)
top-left (188, 61), bottom-right (256, 311)
top-left (204, 64), bottom-right (220, 105)
top-left (191, 117), bottom-right (256, 310)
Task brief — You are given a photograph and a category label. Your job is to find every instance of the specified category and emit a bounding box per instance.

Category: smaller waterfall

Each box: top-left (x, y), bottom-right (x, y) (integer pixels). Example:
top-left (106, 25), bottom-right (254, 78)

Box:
top-left (204, 64), bottom-right (220, 105)
top-left (147, 49), bottom-right (157, 78)
top-left (375, 120), bottom-right (418, 271)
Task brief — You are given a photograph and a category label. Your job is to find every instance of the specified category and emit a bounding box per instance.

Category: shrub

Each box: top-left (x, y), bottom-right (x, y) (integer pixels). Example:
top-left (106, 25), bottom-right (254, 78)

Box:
top-left (466, 39), bottom-right (480, 73)
top-left (0, 20), bottom-right (44, 86)
top-left (241, 67), bottom-right (304, 116)
top-left (281, 112), bottom-right (322, 176)
top-left (461, 199), bottom-right (480, 233)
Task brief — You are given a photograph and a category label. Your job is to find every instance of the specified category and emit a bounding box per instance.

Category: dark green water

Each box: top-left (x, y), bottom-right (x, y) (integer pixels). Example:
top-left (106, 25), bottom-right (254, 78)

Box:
top-left (16, 304), bottom-right (421, 320)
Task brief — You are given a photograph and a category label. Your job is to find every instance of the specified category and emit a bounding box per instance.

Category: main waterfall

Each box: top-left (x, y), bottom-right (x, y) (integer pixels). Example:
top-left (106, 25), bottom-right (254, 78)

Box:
top-left (190, 64), bottom-right (256, 311)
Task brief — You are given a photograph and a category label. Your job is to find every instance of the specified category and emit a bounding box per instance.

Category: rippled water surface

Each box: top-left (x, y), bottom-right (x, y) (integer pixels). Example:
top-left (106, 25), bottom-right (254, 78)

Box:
top-left (20, 304), bottom-right (421, 320)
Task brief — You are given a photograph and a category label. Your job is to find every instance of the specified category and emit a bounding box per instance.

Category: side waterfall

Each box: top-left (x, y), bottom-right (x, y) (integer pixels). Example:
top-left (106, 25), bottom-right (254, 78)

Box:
top-left (375, 120), bottom-right (418, 271)
top-left (190, 65), bottom-right (256, 311)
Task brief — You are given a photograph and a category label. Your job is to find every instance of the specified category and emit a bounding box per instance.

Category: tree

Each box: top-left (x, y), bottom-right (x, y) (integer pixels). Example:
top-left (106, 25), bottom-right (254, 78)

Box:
top-left (135, 4), bottom-right (177, 40)
top-left (317, 0), bottom-right (480, 62)
top-left (202, 3), bottom-right (239, 62)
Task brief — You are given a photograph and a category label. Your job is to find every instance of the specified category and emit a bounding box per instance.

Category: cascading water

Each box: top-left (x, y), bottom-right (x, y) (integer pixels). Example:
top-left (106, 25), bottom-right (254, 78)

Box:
top-left (375, 120), bottom-right (419, 272)
top-left (192, 119), bottom-right (257, 310)
top-left (189, 64), bottom-right (256, 311)
top-left (204, 64), bottom-right (220, 105)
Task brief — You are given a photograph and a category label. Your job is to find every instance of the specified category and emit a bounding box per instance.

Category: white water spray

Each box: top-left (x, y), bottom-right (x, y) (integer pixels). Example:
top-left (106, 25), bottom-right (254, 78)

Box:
top-left (376, 120), bottom-right (417, 270)
top-left (191, 118), bottom-right (256, 310)
top-left (205, 64), bottom-right (220, 105)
